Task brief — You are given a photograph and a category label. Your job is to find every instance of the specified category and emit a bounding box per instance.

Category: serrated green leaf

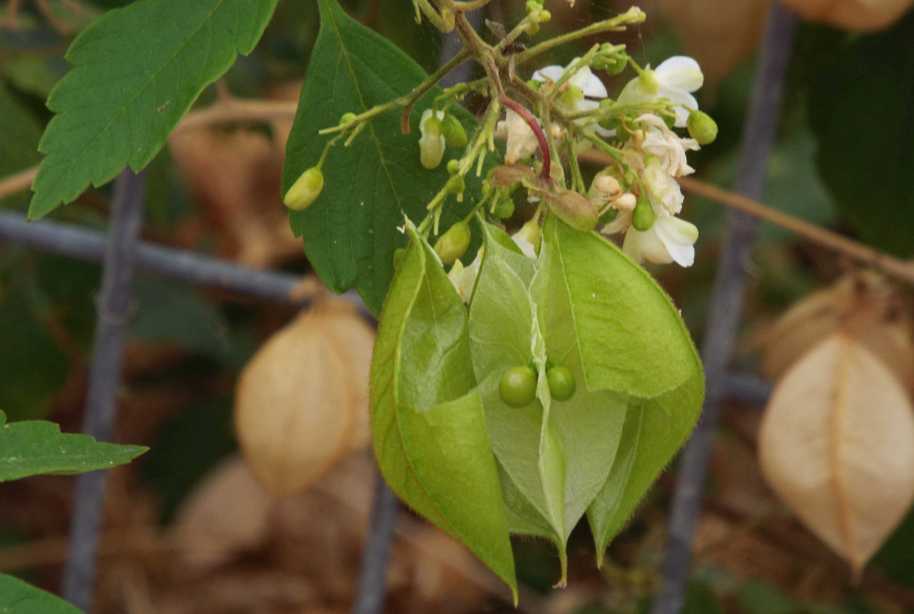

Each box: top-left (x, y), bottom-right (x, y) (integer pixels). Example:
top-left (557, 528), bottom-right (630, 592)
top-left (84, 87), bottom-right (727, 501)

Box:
top-left (586, 367), bottom-right (703, 565)
top-left (545, 217), bottom-right (697, 399)
top-left (808, 13), bottom-right (914, 257)
top-left (0, 411), bottom-right (147, 482)
top-left (283, 0), bottom-right (478, 314)
top-left (28, 0), bottom-right (279, 219)
top-left (0, 573), bottom-right (82, 614)
top-left (369, 226), bottom-right (516, 597)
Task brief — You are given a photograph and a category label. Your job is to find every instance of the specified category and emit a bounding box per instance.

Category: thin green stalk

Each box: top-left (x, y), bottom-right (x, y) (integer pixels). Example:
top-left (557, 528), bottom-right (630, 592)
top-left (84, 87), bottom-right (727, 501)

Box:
top-left (513, 7), bottom-right (646, 66)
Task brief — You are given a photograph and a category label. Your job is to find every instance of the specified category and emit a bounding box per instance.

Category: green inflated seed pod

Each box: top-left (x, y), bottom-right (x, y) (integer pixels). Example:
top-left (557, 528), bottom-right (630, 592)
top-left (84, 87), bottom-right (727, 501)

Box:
top-left (441, 115), bottom-right (468, 149)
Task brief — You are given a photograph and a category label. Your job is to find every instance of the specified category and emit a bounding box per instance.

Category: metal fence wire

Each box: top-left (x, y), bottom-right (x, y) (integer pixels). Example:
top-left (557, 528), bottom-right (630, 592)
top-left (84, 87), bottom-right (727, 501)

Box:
top-left (0, 4), bottom-right (795, 613)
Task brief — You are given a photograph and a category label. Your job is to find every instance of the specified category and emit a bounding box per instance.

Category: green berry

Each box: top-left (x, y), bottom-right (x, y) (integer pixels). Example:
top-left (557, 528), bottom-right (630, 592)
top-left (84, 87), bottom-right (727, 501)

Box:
top-left (499, 366), bottom-right (537, 408)
top-left (434, 221), bottom-right (471, 265)
top-left (547, 366), bottom-right (576, 401)
top-left (446, 159), bottom-right (460, 174)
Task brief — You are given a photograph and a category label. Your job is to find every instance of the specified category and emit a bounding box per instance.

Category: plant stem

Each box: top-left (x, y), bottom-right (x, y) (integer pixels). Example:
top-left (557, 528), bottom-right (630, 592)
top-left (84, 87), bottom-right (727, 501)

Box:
top-left (513, 6), bottom-right (646, 66)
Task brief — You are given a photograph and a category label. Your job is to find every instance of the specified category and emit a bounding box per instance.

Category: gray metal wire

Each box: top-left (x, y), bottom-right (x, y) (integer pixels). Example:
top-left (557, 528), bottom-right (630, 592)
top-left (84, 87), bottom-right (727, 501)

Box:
top-left (61, 170), bottom-right (146, 611)
top-left (651, 5), bottom-right (798, 613)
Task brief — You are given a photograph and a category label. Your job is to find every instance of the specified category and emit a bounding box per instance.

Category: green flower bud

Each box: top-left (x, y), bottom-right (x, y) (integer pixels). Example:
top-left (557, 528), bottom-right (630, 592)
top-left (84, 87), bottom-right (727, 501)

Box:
top-left (632, 196), bottom-right (656, 231)
top-left (494, 197), bottom-right (515, 220)
top-left (547, 366), bottom-right (576, 401)
top-left (687, 110), bottom-right (718, 145)
top-left (592, 45), bottom-right (627, 76)
top-left (446, 159), bottom-right (460, 174)
top-left (284, 167), bottom-right (324, 211)
top-left (340, 112), bottom-right (357, 127)
top-left (441, 115), bottom-right (468, 149)
top-left (434, 221), bottom-right (471, 265)
top-left (419, 111), bottom-right (445, 170)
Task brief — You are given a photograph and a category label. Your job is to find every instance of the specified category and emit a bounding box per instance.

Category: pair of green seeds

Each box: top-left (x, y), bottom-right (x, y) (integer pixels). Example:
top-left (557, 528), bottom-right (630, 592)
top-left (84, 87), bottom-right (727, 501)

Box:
top-left (499, 364), bottom-right (576, 407)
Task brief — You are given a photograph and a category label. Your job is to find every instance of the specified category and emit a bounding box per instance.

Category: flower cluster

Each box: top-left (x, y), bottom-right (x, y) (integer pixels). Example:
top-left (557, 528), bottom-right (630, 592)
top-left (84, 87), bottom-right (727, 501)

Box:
top-left (490, 55), bottom-right (713, 268)
top-left (303, 4), bottom-right (717, 300)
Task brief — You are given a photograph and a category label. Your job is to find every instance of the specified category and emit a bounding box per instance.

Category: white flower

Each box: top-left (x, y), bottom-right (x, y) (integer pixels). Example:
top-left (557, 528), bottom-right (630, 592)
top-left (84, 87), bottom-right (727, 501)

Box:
top-left (495, 109), bottom-right (540, 164)
top-left (642, 158), bottom-right (685, 215)
top-left (618, 56), bottom-right (704, 127)
top-left (636, 113), bottom-right (699, 177)
top-left (622, 214), bottom-right (699, 267)
top-left (419, 109), bottom-right (446, 169)
top-left (447, 249), bottom-right (482, 303)
top-left (533, 60), bottom-right (608, 115)
top-left (512, 220), bottom-right (541, 259)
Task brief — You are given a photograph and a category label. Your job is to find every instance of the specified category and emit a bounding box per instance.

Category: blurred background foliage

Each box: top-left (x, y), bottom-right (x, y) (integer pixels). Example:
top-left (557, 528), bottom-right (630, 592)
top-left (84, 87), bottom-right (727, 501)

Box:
top-left (1, 1), bottom-right (913, 612)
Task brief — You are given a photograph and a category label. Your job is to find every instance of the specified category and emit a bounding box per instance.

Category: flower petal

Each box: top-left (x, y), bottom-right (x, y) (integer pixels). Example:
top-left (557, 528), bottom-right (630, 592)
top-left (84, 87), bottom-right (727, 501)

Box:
top-left (655, 56), bottom-right (704, 93)
top-left (623, 227), bottom-right (672, 264)
top-left (571, 66), bottom-right (608, 99)
top-left (533, 65), bottom-right (565, 83)
top-left (658, 86), bottom-right (699, 127)
top-left (654, 216), bottom-right (698, 267)
top-left (617, 78), bottom-right (652, 106)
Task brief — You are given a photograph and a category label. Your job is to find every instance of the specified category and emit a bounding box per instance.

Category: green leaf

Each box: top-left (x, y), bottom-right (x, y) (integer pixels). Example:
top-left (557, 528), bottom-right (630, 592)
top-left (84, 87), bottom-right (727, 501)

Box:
top-left (0, 574), bottom-right (82, 613)
top-left (586, 367), bottom-right (704, 565)
top-left (369, 225), bottom-right (516, 598)
top-left (283, 0), bottom-right (477, 314)
top-left (0, 411), bottom-right (147, 482)
top-left (28, 0), bottom-right (279, 219)
top-left (544, 217), bottom-right (698, 399)
top-left (808, 13), bottom-right (914, 257)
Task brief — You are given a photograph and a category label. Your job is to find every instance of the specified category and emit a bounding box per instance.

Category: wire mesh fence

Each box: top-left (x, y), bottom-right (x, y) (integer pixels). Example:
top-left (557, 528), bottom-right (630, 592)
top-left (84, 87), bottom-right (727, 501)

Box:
top-left (0, 4), bottom-right (795, 613)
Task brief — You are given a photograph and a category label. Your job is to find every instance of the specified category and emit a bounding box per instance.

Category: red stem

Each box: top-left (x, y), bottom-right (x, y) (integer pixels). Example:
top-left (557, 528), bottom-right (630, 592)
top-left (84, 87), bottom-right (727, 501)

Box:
top-left (499, 96), bottom-right (551, 180)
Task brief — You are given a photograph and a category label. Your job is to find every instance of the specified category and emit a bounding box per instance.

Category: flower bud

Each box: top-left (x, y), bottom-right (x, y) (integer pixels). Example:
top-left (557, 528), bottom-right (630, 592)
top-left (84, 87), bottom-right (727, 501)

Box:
top-left (446, 159), bottom-right (460, 174)
top-left (632, 196), bottom-right (656, 231)
top-left (339, 112), bottom-right (357, 127)
top-left (284, 167), bottom-right (324, 211)
top-left (493, 197), bottom-right (515, 220)
top-left (612, 192), bottom-right (637, 212)
top-left (434, 221), bottom-right (471, 265)
top-left (547, 189), bottom-right (600, 232)
top-left (594, 174), bottom-right (621, 197)
top-left (419, 110), bottom-right (446, 170)
top-left (592, 45), bottom-right (627, 76)
top-left (687, 110), bottom-right (718, 145)
top-left (441, 115), bottom-right (468, 149)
